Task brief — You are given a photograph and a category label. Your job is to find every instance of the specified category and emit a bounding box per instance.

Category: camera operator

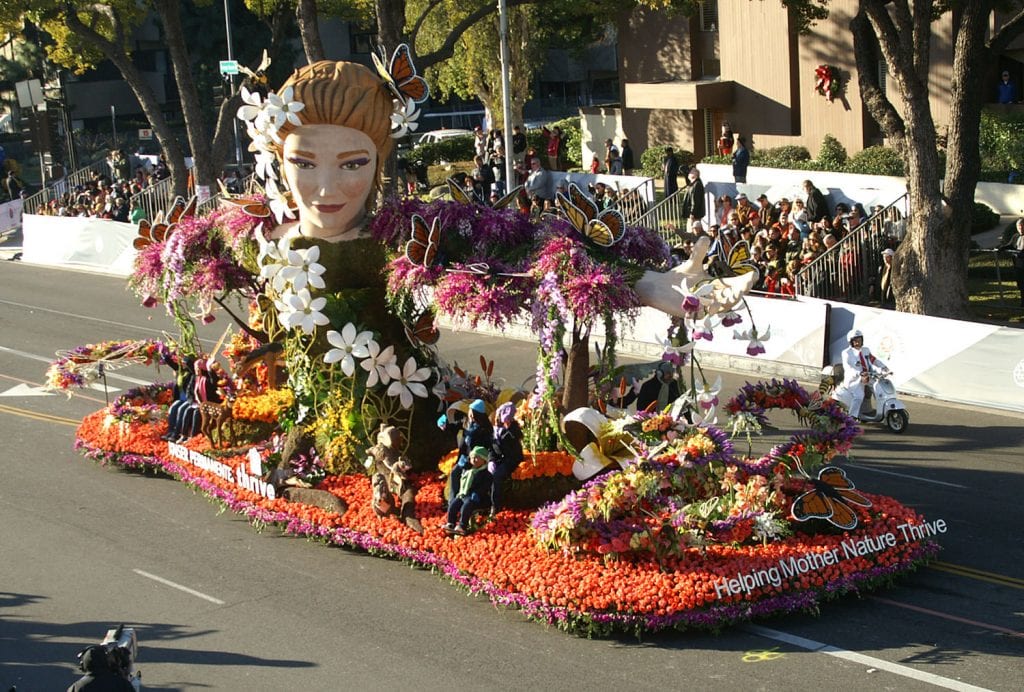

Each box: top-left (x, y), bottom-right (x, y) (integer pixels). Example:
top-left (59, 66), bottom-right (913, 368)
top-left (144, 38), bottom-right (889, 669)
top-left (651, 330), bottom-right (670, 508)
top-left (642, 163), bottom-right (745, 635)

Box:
top-left (69, 645), bottom-right (136, 691)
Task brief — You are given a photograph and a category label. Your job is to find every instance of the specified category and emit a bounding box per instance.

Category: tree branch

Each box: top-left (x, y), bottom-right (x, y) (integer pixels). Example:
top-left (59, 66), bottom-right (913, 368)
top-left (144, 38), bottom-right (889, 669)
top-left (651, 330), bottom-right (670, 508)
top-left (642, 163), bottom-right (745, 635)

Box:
top-left (409, 0), bottom-right (445, 45)
top-left (850, 8), bottom-right (906, 152)
top-left (414, 0), bottom-right (539, 70)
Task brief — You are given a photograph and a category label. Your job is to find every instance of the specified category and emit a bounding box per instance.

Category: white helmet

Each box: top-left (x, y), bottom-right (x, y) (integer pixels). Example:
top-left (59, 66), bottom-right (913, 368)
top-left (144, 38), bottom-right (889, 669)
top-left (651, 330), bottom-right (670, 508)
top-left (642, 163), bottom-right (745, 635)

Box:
top-left (847, 328), bottom-right (864, 344)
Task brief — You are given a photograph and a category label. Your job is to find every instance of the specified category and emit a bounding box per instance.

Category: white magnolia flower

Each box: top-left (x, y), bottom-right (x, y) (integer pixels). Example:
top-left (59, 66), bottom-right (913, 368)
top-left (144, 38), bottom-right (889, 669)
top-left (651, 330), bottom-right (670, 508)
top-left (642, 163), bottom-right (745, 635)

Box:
top-left (279, 245), bottom-right (326, 291)
top-left (251, 147), bottom-right (277, 182)
top-left (361, 341), bottom-right (397, 387)
top-left (280, 288), bottom-right (329, 334)
top-left (385, 356), bottom-right (431, 409)
top-left (256, 235), bottom-right (292, 291)
top-left (390, 99), bottom-right (420, 138)
top-left (324, 323), bottom-right (373, 376)
top-left (236, 86), bottom-right (263, 122)
top-left (263, 85), bottom-right (305, 133)
top-left (264, 177), bottom-right (295, 223)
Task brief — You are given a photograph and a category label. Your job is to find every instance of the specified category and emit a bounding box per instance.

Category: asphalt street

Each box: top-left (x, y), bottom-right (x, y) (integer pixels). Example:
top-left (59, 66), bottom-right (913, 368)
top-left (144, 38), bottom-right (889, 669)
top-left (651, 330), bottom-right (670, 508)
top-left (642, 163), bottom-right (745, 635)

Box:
top-left (1, 259), bottom-right (1022, 691)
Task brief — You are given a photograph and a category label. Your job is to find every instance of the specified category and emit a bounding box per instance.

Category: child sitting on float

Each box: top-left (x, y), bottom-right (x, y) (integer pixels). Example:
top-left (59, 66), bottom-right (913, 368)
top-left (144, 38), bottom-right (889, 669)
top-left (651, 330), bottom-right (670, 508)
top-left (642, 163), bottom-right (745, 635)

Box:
top-left (443, 445), bottom-right (493, 536)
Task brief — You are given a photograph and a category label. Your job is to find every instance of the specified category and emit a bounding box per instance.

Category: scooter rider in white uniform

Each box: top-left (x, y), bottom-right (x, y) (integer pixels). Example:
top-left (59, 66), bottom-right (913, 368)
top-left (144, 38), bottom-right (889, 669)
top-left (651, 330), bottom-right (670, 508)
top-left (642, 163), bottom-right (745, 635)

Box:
top-left (836, 329), bottom-right (889, 419)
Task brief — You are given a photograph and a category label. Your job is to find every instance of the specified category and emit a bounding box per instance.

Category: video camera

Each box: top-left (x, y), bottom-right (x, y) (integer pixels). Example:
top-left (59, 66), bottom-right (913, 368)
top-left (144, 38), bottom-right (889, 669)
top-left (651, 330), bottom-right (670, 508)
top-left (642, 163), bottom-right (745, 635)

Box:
top-left (75, 625), bottom-right (141, 690)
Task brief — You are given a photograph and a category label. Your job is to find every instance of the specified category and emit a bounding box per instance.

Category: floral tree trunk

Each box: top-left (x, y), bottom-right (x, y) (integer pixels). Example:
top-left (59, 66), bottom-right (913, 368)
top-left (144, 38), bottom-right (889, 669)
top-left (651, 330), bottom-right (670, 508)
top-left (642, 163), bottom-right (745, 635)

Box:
top-left (562, 327), bottom-right (590, 451)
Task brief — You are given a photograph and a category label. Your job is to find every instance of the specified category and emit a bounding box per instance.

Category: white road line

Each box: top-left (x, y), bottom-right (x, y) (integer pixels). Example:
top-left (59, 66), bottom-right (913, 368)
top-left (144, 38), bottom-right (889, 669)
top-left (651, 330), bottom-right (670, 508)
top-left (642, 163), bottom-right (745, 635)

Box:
top-left (133, 569), bottom-right (225, 605)
top-left (0, 345), bottom-right (152, 386)
top-left (0, 298), bottom-right (217, 345)
top-left (743, 625), bottom-right (992, 692)
top-left (845, 462), bottom-right (968, 489)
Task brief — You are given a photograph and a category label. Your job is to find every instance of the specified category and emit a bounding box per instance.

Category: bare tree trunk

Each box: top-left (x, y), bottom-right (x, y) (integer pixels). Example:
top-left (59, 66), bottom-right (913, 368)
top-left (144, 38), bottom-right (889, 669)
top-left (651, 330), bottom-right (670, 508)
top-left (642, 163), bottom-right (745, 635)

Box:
top-left (375, 0), bottom-right (408, 50)
top-left (155, 0), bottom-right (217, 194)
top-left (63, 9), bottom-right (188, 198)
top-left (295, 0), bottom-right (324, 63)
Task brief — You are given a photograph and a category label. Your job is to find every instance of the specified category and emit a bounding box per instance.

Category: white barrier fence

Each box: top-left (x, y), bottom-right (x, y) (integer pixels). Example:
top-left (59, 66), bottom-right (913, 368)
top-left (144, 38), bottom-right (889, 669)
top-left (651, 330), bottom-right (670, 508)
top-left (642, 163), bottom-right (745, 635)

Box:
top-left (1, 198), bottom-right (22, 234)
top-left (22, 213), bottom-right (138, 276)
top-left (20, 212), bottom-right (1024, 413)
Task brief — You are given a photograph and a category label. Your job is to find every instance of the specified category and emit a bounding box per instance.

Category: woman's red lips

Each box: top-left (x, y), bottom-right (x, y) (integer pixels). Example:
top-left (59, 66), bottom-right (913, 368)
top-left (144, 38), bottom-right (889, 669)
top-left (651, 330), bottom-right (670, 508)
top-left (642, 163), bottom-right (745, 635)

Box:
top-left (314, 203), bottom-right (346, 213)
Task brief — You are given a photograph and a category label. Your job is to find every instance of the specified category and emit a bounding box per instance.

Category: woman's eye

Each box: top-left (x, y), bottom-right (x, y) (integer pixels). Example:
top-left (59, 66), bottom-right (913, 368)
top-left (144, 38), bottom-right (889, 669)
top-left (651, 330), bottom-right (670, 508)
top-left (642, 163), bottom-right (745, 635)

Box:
top-left (287, 157), bottom-right (315, 170)
top-left (341, 157), bottom-right (371, 171)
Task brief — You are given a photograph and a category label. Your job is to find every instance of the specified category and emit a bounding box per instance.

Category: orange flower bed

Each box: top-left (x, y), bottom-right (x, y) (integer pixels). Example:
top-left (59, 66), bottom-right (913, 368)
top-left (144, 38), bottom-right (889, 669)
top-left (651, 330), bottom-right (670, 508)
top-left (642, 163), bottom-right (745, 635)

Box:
top-left (74, 411), bottom-right (940, 635)
top-left (437, 449), bottom-right (574, 480)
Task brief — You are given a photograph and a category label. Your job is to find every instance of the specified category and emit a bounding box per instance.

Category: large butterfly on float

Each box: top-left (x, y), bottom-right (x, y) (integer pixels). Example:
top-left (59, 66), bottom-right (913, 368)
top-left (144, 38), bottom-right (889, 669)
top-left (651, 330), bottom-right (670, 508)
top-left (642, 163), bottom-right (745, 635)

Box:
top-left (709, 239), bottom-right (759, 280)
top-left (790, 459), bottom-right (872, 530)
top-left (237, 49), bottom-right (272, 90)
top-left (555, 182), bottom-right (625, 248)
top-left (405, 214), bottom-right (442, 267)
top-left (217, 179), bottom-right (274, 219)
top-left (133, 195), bottom-right (198, 250)
top-left (404, 309), bottom-right (440, 348)
top-left (447, 177), bottom-right (523, 211)
top-left (372, 43), bottom-right (429, 105)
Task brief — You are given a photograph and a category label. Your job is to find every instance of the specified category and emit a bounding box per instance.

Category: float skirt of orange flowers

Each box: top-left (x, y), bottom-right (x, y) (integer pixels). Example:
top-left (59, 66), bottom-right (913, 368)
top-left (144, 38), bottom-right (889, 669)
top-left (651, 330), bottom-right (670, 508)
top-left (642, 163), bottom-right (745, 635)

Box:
top-left (74, 405), bottom-right (940, 637)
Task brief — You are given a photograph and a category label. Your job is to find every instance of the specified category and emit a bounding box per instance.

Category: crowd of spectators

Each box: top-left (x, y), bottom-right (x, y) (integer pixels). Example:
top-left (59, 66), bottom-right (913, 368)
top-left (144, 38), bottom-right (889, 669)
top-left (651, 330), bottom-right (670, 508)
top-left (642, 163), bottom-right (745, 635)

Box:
top-left (32, 149), bottom-right (170, 220)
top-left (672, 179), bottom-right (901, 301)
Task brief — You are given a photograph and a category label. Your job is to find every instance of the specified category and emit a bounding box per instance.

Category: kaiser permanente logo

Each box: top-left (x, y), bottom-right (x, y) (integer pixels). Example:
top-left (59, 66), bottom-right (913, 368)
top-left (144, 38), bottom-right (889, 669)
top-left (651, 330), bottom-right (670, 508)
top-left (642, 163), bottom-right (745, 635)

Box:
top-left (166, 441), bottom-right (277, 500)
top-left (714, 519), bottom-right (947, 600)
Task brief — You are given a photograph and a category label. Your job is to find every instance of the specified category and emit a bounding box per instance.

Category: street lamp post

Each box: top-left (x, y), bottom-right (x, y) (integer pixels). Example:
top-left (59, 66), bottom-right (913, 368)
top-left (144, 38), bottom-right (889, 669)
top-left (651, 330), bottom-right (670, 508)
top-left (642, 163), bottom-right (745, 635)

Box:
top-left (224, 0), bottom-right (242, 167)
top-left (498, 0), bottom-right (515, 190)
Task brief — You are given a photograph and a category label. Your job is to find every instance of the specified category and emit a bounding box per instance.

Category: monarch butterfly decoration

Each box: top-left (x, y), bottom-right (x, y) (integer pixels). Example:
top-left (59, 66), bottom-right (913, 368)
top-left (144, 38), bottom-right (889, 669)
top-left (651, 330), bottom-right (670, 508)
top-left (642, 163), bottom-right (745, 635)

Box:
top-left (555, 182), bottom-right (625, 248)
top-left (217, 179), bottom-right (273, 219)
top-left (709, 239), bottom-right (759, 279)
top-left (405, 214), bottom-right (442, 267)
top-left (372, 43), bottom-right (430, 105)
top-left (446, 177), bottom-right (523, 211)
top-left (404, 309), bottom-right (440, 348)
top-left (790, 460), bottom-right (872, 530)
top-left (133, 195), bottom-right (198, 250)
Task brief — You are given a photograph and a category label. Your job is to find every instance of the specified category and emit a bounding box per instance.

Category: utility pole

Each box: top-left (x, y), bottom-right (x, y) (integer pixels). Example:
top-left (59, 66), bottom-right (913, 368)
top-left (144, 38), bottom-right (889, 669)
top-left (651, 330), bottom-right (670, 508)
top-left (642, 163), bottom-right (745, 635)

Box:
top-left (224, 0), bottom-right (242, 167)
top-left (498, 0), bottom-right (515, 190)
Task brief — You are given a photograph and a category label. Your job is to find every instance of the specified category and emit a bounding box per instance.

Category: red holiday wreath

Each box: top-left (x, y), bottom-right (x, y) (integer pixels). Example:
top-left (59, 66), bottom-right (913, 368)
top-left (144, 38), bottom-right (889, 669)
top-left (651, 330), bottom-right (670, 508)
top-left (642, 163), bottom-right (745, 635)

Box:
top-left (814, 64), bottom-right (840, 102)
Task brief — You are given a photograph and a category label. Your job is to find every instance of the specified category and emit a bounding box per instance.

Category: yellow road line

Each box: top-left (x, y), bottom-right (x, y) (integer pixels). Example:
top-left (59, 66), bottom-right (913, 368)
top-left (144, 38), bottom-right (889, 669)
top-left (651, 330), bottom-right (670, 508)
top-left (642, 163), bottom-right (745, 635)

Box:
top-left (0, 403), bottom-right (81, 427)
top-left (930, 561), bottom-right (1024, 590)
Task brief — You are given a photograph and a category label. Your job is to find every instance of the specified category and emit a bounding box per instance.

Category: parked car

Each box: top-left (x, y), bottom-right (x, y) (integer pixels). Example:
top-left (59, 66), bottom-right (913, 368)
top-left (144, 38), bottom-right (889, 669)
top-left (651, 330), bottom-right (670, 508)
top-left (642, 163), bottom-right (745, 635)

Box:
top-left (414, 128), bottom-right (473, 145)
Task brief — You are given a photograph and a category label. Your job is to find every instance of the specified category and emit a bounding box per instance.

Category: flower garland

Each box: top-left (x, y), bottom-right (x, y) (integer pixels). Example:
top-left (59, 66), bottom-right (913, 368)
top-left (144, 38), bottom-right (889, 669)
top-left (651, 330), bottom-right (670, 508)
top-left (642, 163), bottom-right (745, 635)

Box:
top-left (45, 340), bottom-right (174, 391)
top-left (105, 383), bottom-right (174, 427)
top-left (814, 64), bottom-right (841, 102)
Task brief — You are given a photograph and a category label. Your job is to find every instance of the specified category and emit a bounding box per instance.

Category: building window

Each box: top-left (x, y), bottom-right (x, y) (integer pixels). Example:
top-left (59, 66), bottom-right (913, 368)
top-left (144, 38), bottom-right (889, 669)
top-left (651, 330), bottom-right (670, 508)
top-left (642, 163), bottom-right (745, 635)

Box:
top-left (877, 56), bottom-right (888, 94)
top-left (703, 109), bottom-right (714, 155)
top-left (350, 26), bottom-right (375, 55)
top-left (700, 0), bottom-right (718, 32)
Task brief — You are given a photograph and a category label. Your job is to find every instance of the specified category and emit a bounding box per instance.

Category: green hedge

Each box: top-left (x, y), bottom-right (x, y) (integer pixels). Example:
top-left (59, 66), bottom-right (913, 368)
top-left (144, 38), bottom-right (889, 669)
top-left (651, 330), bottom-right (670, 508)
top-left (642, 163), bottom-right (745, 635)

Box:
top-left (844, 145), bottom-right (905, 177)
top-left (980, 109), bottom-right (1024, 182)
top-left (639, 146), bottom-right (694, 178)
top-left (972, 201), bottom-right (1000, 233)
top-left (816, 135), bottom-right (848, 171)
top-left (409, 134), bottom-right (476, 166)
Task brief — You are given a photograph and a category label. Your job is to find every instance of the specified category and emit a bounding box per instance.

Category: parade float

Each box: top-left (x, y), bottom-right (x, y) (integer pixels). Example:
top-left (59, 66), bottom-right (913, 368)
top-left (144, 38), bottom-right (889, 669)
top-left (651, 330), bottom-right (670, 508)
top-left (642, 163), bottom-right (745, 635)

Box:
top-left (50, 50), bottom-right (940, 636)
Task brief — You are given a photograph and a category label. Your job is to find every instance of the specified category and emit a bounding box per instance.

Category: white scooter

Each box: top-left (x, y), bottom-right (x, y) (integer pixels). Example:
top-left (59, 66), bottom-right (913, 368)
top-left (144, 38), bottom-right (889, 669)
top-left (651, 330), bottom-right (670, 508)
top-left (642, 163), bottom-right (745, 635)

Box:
top-left (821, 366), bottom-right (909, 433)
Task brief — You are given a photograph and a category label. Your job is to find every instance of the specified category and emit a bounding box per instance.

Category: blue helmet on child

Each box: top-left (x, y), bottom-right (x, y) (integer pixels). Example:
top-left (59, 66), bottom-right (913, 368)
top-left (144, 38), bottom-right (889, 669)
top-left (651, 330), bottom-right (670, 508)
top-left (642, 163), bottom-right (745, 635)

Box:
top-left (469, 399), bottom-right (487, 414)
